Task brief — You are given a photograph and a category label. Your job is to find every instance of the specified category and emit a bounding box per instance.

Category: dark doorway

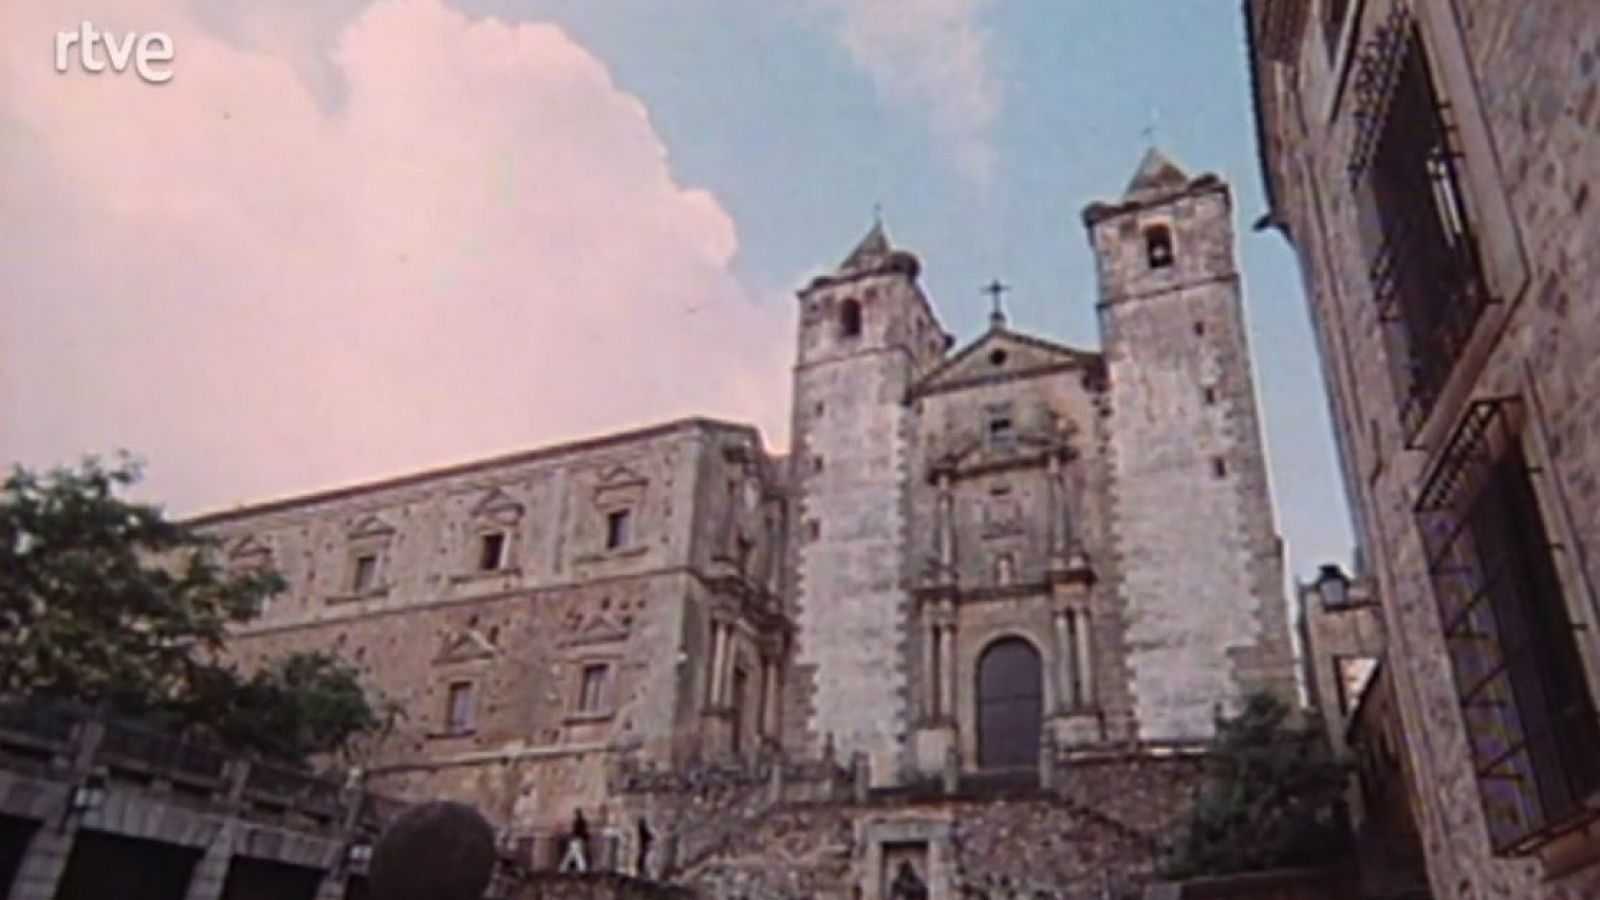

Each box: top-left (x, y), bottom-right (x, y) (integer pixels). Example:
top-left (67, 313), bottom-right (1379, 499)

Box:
top-left (977, 637), bottom-right (1043, 771)
top-left (55, 830), bottom-right (201, 900)
top-left (343, 874), bottom-right (372, 900)
top-left (0, 815), bottom-right (39, 897)
top-left (219, 856), bottom-right (325, 900)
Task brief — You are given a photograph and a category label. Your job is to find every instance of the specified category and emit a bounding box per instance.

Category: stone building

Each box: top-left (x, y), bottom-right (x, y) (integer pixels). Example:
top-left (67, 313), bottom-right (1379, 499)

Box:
top-left (190, 153), bottom-right (1296, 899)
top-left (1297, 566), bottom-right (1429, 897)
top-left (1247, 0), bottom-right (1600, 897)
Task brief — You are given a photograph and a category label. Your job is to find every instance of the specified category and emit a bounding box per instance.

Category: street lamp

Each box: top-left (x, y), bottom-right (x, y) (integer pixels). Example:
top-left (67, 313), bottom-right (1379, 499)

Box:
top-left (1314, 563), bottom-right (1351, 609)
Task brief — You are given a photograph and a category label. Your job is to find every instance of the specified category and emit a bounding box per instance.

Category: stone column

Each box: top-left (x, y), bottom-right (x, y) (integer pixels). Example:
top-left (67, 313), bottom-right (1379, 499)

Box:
top-left (938, 623), bottom-right (956, 723)
top-left (1075, 610), bottom-right (1095, 707)
top-left (923, 616), bottom-right (940, 719)
top-left (1053, 609), bottom-right (1075, 713)
top-left (708, 622), bottom-right (727, 706)
top-left (1047, 455), bottom-right (1065, 563)
top-left (761, 657), bottom-right (779, 737)
top-left (935, 476), bottom-right (956, 582)
top-left (716, 623), bottom-right (736, 708)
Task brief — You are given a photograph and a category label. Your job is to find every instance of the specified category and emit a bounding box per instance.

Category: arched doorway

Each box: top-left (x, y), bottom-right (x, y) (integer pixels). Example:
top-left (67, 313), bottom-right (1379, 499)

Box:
top-left (977, 637), bottom-right (1043, 771)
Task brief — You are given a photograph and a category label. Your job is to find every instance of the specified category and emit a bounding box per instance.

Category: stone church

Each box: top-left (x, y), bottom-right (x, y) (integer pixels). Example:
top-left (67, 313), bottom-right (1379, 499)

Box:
top-left (195, 151), bottom-right (1296, 899)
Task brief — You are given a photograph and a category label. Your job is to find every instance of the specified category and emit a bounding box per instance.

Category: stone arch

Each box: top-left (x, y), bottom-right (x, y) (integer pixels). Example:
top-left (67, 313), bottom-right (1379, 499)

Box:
top-left (975, 635), bottom-right (1043, 771)
top-left (1144, 222), bottom-right (1175, 269)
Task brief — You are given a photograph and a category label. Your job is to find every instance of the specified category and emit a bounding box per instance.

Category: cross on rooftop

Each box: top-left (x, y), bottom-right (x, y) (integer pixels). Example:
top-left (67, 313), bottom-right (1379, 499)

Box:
top-left (983, 279), bottom-right (1010, 328)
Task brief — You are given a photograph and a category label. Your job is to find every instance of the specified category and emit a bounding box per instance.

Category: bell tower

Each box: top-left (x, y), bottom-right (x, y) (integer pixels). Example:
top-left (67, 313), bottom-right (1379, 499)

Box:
top-left (784, 224), bottom-right (947, 784)
top-left (1083, 149), bottom-right (1295, 741)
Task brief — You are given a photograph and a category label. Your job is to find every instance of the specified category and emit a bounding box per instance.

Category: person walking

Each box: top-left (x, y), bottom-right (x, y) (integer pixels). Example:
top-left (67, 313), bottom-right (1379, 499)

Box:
top-left (558, 808), bottom-right (590, 873)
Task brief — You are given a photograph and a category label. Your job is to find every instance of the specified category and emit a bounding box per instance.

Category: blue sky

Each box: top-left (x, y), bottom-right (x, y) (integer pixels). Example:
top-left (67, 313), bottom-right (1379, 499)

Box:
top-left (479, 0), bottom-right (1355, 581)
top-left (2, 0), bottom-right (1353, 584)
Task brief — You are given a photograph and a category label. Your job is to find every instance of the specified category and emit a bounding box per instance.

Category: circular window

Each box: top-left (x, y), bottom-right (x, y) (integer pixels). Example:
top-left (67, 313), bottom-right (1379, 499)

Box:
top-left (989, 348), bottom-right (1008, 367)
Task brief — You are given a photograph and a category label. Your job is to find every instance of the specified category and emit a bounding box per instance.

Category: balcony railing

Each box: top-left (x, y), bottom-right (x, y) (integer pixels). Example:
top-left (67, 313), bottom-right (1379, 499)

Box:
top-left (0, 697), bottom-right (409, 834)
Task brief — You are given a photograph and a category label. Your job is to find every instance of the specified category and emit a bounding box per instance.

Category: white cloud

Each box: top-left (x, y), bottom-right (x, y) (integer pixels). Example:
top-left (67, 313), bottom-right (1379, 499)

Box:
top-left (808, 0), bottom-right (1001, 182)
top-left (0, 0), bottom-right (791, 513)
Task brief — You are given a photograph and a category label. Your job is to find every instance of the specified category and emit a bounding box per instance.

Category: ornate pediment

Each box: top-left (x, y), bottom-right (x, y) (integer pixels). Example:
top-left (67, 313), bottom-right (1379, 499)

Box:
top-left (560, 595), bottom-right (639, 647)
top-left (347, 514), bottom-right (396, 541)
top-left (470, 487), bottom-right (525, 525)
top-left (227, 534), bottom-right (273, 561)
top-left (561, 614), bottom-right (630, 648)
top-left (435, 627), bottom-right (499, 665)
top-left (593, 464), bottom-right (648, 511)
top-left (914, 329), bottom-right (1096, 398)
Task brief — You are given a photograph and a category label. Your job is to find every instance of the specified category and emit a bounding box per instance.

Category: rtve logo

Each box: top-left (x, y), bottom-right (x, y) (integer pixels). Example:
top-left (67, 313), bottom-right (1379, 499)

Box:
top-left (54, 22), bottom-right (174, 84)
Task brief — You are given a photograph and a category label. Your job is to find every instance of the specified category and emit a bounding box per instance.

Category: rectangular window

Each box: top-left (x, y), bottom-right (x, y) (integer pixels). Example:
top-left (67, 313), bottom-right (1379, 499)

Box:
top-left (605, 509), bottom-right (633, 550)
top-left (1352, 15), bottom-right (1490, 439)
top-left (1416, 400), bottom-right (1600, 852)
top-left (445, 681), bottom-right (475, 733)
top-left (351, 553), bottom-right (379, 593)
top-left (986, 405), bottom-right (1016, 450)
top-left (478, 531), bottom-right (507, 571)
top-left (578, 664), bottom-right (610, 714)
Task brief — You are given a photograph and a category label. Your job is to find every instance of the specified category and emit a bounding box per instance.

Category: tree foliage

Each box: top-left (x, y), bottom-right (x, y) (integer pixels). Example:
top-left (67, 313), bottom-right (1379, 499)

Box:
top-left (1161, 692), bottom-right (1353, 879)
top-left (0, 455), bottom-right (391, 765)
top-left (192, 651), bottom-right (396, 766)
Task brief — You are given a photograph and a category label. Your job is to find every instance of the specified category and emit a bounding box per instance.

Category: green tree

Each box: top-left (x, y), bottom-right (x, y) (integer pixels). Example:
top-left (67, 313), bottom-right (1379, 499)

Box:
top-left (1161, 692), bottom-right (1353, 879)
top-left (0, 455), bottom-right (390, 765)
top-left (192, 652), bottom-right (398, 765)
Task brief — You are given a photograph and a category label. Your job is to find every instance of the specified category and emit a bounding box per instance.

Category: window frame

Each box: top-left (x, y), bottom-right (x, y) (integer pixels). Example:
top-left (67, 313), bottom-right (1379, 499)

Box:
top-left (476, 530), bottom-right (508, 572)
top-left (350, 552), bottom-right (380, 594)
top-left (576, 662), bottom-right (612, 716)
top-left (1350, 12), bottom-right (1491, 442)
top-left (444, 680), bottom-right (476, 735)
top-left (1414, 399), bottom-right (1600, 854)
top-left (604, 507), bottom-right (634, 551)
top-left (985, 403), bottom-right (1017, 451)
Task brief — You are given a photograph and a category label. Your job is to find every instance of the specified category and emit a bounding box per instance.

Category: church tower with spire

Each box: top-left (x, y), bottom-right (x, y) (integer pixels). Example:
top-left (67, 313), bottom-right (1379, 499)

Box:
top-left (1083, 149), bottom-right (1295, 741)
top-left (784, 224), bottom-right (949, 783)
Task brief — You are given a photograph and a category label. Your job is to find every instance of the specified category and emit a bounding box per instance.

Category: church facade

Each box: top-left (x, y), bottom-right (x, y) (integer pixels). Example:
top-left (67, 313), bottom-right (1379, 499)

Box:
top-left (195, 152), bottom-right (1295, 899)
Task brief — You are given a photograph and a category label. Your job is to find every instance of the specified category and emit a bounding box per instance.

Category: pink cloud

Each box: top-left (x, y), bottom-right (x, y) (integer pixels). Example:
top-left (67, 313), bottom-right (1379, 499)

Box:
top-left (0, 0), bottom-right (792, 514)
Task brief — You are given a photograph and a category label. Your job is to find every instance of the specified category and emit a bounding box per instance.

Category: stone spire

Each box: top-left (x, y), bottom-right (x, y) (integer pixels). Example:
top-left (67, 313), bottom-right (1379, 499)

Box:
top-left (1123, 147), bottom-right (1192, 200)
top-left (828, 221), bottom-right (922, 281)
top-left (839, 221), bottom-right (892, 271)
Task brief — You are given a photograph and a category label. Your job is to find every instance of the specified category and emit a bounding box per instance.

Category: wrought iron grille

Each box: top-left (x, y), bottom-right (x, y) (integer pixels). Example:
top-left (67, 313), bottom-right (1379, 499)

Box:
top-left (1351, 11), bottom-right (1491, 439)
top-left (1415, 399), bottom-right (1600, 853)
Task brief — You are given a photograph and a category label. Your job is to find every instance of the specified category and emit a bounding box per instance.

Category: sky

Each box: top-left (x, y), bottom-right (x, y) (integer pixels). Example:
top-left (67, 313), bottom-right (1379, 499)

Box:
top-left (0, 0), bottom-right (1355, 583)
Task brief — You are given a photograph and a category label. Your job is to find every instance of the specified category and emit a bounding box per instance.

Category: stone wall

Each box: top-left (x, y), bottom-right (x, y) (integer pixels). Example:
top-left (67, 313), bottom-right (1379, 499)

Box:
top-left (193, 418), bottom-right (787, 840)
top-left (1086, 161), bottom-right (1295, 745)
top-left (613, 750), bottom-right (1200, 900)
top-left (512, 873), bottom-right (695, 900)
top-left (1248, 0), bottom-right (1600, 896)
top-left (786, 234), bottom-right (946, 784)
